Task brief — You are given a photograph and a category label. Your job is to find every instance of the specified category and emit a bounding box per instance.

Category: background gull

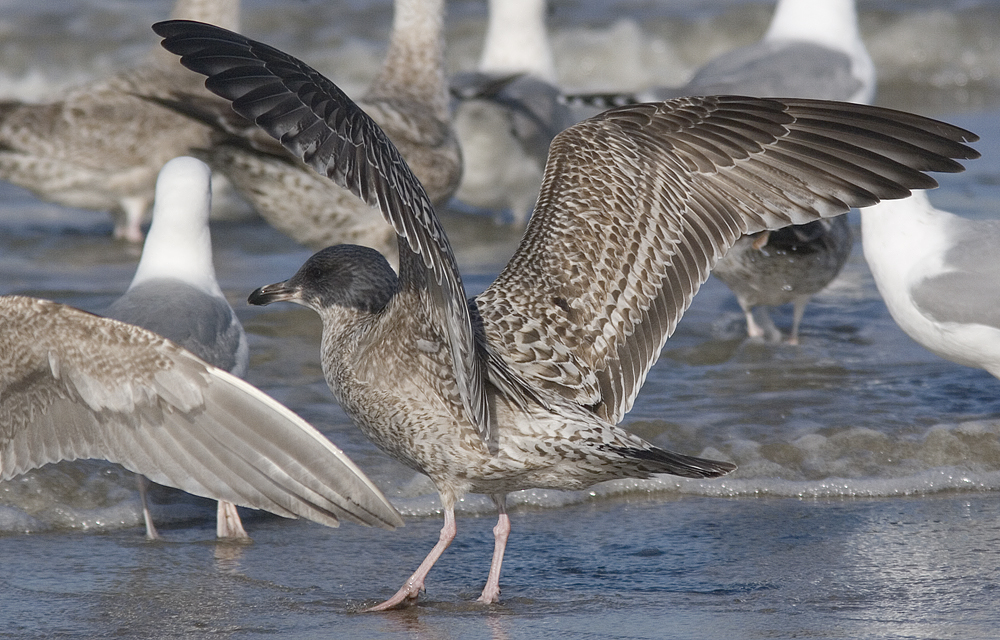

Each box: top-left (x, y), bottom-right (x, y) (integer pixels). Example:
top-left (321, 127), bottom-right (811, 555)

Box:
top-left (0, 295), bottom-right (403, 532)
top-left (861, 190), bottom-right (1000, 380)
top-left (155, 20), bottom-right (978, 609)
top-left (0, 0), bottom-right (241, 243)
top-left (642, 0), bottom-right (875, 104)
top-left (565, 0), bottom-right (872, 343)
top-left (105, 156), bottom-right (251, 539)
top-left (153, 0), bottom-right (459, 265)
top-left (450, 0), bottom-right (578, 224)
top-left (711, 218), bottom-right (854, 344)
top-left (679, 0), bottom-right (873, 343)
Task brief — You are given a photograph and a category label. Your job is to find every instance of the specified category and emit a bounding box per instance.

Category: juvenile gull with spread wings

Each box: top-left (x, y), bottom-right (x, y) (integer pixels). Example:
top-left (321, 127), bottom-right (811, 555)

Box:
top-left (0, 295), bottom-right (403, 532)
top-left (155, 20), bottom-right (978, 608)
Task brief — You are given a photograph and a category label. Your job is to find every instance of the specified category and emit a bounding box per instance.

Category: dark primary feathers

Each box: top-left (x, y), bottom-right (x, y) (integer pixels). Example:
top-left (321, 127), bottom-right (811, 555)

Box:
top-left (154, 19), bottom-right (490, 444)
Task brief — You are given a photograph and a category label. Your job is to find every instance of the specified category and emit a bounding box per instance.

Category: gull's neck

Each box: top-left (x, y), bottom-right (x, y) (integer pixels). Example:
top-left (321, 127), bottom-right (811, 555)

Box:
top-left (130, 163), bottom-right (224, 299)
top-left (368, 0), bottom-right (450, 119)
top-left (478, 0), bottom-right (557, 83)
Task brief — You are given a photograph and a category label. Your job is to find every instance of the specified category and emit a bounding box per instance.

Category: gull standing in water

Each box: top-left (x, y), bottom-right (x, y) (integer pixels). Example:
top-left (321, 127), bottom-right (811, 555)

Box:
top-left (155, 20), bottom-right (978, 608)
top-left (861, 190), bottom-right (1000, 379)
top-left (687, 0), bottom-right (873, 343)
top-left (0, 0), bottom-right (241, 243)
top-left (155, 0), bottom-right (460, 264)
top-left (105, 156), bottom-right (250, 539)
top-left (0, 295), bottom-right (403, 532)
top-left (572, 0), bottom-right (874, 343)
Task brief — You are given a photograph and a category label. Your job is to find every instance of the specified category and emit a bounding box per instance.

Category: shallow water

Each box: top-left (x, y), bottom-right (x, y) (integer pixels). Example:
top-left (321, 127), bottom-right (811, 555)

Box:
top-left (2, 0), bottom-right (1000, 637)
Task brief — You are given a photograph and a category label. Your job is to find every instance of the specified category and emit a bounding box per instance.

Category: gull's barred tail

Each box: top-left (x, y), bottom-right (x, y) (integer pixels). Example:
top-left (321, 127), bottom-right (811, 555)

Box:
top-left (612, 446), bottom-right (738, 479)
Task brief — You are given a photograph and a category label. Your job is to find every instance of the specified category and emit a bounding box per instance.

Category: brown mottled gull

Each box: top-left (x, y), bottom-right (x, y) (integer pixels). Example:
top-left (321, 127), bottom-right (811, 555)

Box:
top-left (0, 295), bottom-right (403, 532)
top-left (0, 0), bottom-right (240, 243)
top-left (105, 156), bottom-right (251, 539)
top-left (155, 20), bottom-right (978, 608)
top-left (154, 0), bottom-right (460, 264)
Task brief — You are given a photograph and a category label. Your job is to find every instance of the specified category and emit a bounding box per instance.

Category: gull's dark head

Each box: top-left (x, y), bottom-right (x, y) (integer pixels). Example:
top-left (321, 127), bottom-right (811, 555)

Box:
top-left (248, 245), bottom-right (398, 315)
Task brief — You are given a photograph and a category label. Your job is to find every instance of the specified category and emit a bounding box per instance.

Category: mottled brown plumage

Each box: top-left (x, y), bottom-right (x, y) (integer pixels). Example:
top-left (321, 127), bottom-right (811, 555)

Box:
top-left (156, 19), bottom-right (978, 608)
top-left (0, 0), bottom-right (240, 242)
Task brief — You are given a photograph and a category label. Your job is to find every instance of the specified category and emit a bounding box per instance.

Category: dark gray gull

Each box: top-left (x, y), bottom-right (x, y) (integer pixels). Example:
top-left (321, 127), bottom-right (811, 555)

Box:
top-left (711, 217), bottom-right (853, 344)
top-left (0, 295), bottom-right (403, 532)
top-left (105, 155), bottom-right (251, 539)
top-left (155, 19), bottom-right (978, 608)
top-left (153, 0), bottom-right (459, 264)
top-left (861, 190), bottom-right (1000, 379)
top-left (0, 0), bottom-right (240, 243)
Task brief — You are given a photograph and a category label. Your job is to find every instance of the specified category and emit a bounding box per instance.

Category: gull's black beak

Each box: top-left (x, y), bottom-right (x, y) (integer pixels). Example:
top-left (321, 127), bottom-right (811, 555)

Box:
top-left (248, 281), bottom-right (300, 306)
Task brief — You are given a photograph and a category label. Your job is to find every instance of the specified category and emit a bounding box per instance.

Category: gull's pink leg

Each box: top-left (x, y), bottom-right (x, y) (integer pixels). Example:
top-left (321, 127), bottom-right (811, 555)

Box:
top-left (478, 494), bottom-right (510, 604)
top-left (787, 296), bottom-right (810, 346)
top-left (365, 496), bottom-right (456, 612)
top-left (137, 475), bottom-right (160, 540)
top-left (216, 501), bottom-right (249, 539)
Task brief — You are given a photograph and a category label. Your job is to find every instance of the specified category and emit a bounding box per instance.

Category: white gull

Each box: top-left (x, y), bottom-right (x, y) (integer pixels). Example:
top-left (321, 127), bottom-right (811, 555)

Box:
top-left (105, 156), bottom-right (251, 539)
top-left (862, 190), bottom-right (1000, 379)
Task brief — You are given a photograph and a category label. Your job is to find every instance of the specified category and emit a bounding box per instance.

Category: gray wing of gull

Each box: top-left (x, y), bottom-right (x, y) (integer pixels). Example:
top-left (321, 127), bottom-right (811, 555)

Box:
top-left (670, 42), bottom-right (863, 102)
top-left (911, 218), bottom-right (1000, 329)
top-left (0, 295), bottom-right (403, 530)
top-left (107, 279), bottom-right (248, 377)
top-left (476, 97), bottom-right (979, 425)
top-left (153, 19), bottom-right (491, 443)
top-left (572, 43), bottom-right (866, 114)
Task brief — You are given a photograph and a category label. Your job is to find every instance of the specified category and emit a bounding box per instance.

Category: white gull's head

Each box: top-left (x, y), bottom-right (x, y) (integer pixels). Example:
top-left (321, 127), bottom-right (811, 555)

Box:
top-left (129, 156), bottom-right (223, 297)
